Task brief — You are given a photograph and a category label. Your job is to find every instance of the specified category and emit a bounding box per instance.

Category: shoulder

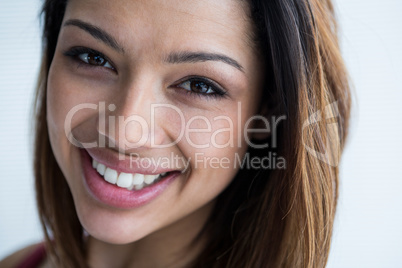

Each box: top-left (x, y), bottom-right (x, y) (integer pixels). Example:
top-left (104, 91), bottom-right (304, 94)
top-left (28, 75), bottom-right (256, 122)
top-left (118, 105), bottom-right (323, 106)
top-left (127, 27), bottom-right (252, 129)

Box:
top-left (0, 243), bottom-right (44, 268)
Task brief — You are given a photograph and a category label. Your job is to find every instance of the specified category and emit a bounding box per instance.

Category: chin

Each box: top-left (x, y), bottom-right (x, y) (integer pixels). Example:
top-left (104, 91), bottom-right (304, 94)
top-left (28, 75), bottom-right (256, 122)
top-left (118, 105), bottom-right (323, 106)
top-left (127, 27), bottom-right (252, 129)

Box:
top-left (75, 200), bottom-right (156, 245)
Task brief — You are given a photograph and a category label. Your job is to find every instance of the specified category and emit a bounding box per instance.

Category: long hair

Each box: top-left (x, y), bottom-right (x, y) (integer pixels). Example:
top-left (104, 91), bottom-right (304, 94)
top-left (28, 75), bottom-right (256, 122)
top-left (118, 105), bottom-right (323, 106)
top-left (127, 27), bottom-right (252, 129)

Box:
top-left (34, 0), bottom-right (351, 267)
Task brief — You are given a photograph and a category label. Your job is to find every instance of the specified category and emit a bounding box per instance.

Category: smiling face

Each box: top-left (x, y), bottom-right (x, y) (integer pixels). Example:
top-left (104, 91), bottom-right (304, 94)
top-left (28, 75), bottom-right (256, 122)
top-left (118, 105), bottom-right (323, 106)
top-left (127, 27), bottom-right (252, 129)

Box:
top-left (47, 0), bottom-right (263, 247)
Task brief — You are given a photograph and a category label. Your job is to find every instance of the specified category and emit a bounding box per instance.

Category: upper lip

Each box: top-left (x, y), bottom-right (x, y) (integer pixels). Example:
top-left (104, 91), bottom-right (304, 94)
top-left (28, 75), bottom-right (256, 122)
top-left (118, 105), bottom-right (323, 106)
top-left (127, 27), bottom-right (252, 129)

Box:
top-left (84, 147), bottom-right (182, 175)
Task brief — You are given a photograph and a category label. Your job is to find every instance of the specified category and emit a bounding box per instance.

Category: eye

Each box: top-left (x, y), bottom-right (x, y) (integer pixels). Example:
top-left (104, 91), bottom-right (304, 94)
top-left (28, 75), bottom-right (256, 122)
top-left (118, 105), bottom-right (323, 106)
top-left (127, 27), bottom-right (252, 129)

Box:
top-left (78, 52), bottom-right (114, 69)
top-left (179, 80), bottom-right (215, 94)
top-left (63, 47), bottom-right (115, 71)
top-left (175, 77), bottom-right (227, 98)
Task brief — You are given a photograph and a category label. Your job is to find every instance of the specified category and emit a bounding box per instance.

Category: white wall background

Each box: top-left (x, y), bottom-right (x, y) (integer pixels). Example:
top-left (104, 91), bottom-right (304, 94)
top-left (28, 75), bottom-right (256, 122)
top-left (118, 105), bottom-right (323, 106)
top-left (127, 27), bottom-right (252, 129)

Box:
top-left (0, 0), bottom-right (401, 266)
top-left (0, 0), bottom-right (43, 259)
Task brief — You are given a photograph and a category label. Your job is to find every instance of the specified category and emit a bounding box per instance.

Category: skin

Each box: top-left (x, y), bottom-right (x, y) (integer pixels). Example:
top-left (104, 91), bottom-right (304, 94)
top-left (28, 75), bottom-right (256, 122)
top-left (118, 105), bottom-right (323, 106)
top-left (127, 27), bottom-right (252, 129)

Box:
top-left (46, 0), bottom-right (264, 267)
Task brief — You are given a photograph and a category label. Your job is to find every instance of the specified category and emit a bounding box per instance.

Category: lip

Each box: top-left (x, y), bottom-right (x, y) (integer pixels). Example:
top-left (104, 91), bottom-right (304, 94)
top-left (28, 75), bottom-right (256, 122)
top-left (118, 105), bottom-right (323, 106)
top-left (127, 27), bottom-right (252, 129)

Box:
top-left (80, 149), bottom-right (180, 209)
top-left (85, 147), bottom-right (179, 175)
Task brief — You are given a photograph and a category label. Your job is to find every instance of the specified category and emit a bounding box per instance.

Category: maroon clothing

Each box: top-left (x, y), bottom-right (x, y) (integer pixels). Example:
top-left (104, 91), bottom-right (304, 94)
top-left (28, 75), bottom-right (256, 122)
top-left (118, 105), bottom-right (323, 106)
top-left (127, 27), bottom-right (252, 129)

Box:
top-left (16, 243), bottom-right (46, 268)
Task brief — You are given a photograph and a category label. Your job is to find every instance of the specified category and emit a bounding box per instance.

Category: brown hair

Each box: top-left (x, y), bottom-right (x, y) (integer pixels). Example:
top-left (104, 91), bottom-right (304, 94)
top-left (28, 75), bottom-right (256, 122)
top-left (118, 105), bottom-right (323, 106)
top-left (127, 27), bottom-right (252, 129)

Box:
top-left (34, 0), bottom-right (351, 267)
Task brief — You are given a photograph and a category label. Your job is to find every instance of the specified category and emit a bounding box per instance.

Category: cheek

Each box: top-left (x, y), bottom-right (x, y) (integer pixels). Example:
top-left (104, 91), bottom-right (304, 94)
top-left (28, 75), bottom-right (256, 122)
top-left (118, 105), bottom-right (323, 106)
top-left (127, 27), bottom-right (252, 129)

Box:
top-left (176, 106), bottom-right (252, 197)
top-left (178, 101), bottom-right (253, 160)
top-left (46, 61), bottom-right (77, 187)
top-left (47, 56), bottom-right (110, 142)
top-left (46, 59), bottom-right (101, 179)
top-left (47, 63), bottom-right (68, 140)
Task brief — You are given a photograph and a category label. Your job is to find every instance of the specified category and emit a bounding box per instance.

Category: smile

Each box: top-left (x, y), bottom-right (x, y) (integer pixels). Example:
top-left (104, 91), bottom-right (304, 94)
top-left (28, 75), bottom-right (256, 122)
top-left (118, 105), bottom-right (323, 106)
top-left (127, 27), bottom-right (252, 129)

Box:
top-left (81, 149), bottom-right (182, 209)
top-left (92, 158), bottom-right (170, 190)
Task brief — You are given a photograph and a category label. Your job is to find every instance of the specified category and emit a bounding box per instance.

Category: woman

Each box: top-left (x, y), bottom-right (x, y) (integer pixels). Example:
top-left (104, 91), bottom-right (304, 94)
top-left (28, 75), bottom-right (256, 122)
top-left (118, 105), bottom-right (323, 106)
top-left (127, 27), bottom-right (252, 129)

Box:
top-left (1, 0), bottom-right (351, 267)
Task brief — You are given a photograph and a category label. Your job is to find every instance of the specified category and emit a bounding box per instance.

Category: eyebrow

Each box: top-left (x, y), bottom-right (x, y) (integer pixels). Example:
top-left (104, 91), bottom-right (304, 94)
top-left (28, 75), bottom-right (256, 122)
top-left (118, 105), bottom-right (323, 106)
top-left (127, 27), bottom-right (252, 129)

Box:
top-left (166, 51), bottom-right (244, 72)
top-left (63, 19), bottom-right (125, 53)
top-left (63, 19), bottom-right (244, 72)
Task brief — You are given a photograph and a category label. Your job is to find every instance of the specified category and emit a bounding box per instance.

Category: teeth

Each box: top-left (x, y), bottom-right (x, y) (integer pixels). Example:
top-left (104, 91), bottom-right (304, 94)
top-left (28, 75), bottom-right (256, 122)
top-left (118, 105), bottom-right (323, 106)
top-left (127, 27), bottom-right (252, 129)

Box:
top-left (132, 173), bottom-right (145, 185)
top-left (144, 175), bottom-right (158, 185)
top-left (135, 184), bottom-right (144, 190)
top-left (96, 163), bottom-right (106, 176)
top-left (104, 168), bottom-right (118, 184)
top-left (117, 173), bottom-right (133, 188)
top-left (92, 158), bottom-right (168, 190)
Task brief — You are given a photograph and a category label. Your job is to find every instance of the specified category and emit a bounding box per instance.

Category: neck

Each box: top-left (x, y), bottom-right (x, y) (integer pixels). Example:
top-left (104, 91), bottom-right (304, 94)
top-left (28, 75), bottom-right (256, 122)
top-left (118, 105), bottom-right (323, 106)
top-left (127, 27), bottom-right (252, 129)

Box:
top-left (86, 201), bottom-right (214, 268)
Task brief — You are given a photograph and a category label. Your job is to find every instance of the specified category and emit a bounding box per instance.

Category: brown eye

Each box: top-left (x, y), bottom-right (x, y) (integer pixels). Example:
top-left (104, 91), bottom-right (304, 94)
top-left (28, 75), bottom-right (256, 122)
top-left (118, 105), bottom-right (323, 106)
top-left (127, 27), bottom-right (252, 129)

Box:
top-left (78, 52), bottom-right (114, 69)
top-left (87, 53), bottom-right (106, 66)
top-left (174, 77), bottom-right (227, 99)
top-left (178, 80), bottom-right (216, 95)
top-left (190, 81), bottom-right (213, 94)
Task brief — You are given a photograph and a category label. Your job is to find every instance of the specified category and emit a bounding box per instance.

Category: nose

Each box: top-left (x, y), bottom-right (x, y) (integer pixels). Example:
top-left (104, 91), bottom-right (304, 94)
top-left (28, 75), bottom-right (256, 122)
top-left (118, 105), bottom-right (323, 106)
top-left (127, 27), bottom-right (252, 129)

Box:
top-left (99, 79), bottom-right (169, 151)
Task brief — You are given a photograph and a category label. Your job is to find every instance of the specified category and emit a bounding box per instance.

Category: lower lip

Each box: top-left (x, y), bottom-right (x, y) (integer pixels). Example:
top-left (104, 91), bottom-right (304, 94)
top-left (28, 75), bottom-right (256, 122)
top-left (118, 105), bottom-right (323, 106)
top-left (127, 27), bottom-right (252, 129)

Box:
top-left (80, 149), bottom-right (179, 209)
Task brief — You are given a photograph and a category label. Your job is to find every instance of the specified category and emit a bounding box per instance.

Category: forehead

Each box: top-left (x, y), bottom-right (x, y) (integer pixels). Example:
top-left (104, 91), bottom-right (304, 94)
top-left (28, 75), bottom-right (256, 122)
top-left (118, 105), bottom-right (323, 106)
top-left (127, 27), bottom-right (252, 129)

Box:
top-left (64, 0), bottom-right (256, 66)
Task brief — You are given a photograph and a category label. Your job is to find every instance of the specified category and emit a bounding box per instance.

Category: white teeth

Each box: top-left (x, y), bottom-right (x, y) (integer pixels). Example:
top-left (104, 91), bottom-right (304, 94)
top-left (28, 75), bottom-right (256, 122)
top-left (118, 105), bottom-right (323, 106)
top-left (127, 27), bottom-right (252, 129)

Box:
top-left (96, 163), bottom-right (106, 176)
top-left (132, 173), bottom-right (145, 185)
top-left (144, 174), bottom-right (158, 185)
top-left (104, 168), bottom-right (118, 184)
top-left (117, 173), bottom-right (133, 188)
top-left (92, 157), bottom-right (168, 190)
top-left (135, 184), bottom-right (144, 190)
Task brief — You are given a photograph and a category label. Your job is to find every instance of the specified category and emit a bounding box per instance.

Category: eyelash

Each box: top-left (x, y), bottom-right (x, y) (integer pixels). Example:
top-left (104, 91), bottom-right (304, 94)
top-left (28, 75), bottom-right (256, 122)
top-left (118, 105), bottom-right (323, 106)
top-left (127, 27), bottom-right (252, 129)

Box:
top-left (63, 46), bottom-right (116, 71)
top-left (173, 77), bottom-right (227, 99)
top-left (63, 47), bottom-right (228, 99)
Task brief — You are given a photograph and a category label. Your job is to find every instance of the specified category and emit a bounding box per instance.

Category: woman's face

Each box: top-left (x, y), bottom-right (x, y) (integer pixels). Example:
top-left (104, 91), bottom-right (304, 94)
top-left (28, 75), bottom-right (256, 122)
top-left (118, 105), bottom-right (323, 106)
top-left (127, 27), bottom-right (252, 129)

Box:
top-left (47, 0), bottom-right (263, 245)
